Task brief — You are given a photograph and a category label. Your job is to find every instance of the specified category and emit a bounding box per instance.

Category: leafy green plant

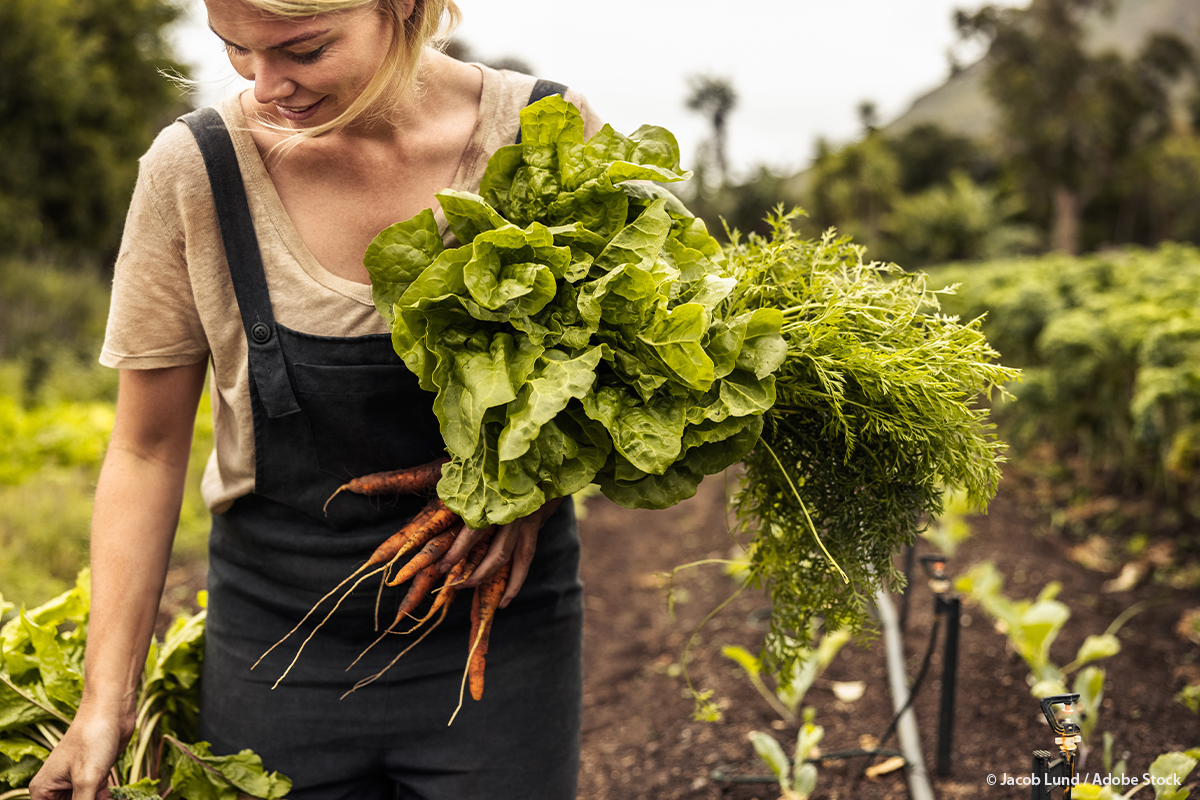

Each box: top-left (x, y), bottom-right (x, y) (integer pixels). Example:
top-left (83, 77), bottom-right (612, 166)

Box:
top-left (722, 626), bottom-right (851, 723)
top-left (935, 245), bottom-right (1200, 514)
top-left (1178, 684), bottom-right (1200, 715)
top-left (747, 707), bottom-right (825, 800)
top-left (730, 218), bottom-right (1016, 672)
top-left (1072, 748), bottom-right (1200, 800)
top-left (920, 487), bottom-right (974, 557)
top-left (955, 561), bottom-right (1143, 758)
top-left (0, 573), bottom-right (289, 799)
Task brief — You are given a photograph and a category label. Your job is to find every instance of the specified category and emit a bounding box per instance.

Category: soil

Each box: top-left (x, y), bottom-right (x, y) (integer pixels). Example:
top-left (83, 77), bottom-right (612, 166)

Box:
top-left (573, 466), bottom-right (1200, 800)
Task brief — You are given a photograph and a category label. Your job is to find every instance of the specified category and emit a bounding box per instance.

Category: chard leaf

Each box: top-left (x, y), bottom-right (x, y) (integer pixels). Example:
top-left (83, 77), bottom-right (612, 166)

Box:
top-left (547, 179), bottom-right (629, 242)
top-left (432, 331), bottom-right (540, 458)
top-left (478, 144), bottom-right (524, 216)
top-left (638, 303), bottom-right (716, 391)
top-left (583, 387), bottom-right (685, 475)
top-left (0, 735), bottom-right (49, 787)
top-left (439, 423), bottom-right (544, 528)
top-left (166, 740), bottom-right (291, 800)
top-left (584, 125), bottom-right (634, 167)
top-left (0, 682), bottom-right (52, 735)
top-left (593, 198), bottom-right (672, 275)
top-left (110, 779), bottom-right (164, 800)
top-left (436, 190), bottom-right (508, 245)
top-left (679, 416), bottom-right (764, 476)
top-left (498, 347), bottom-right (603, 461)
top-left (608, 161), bottom-right (690, 185)
top-left (719, 370), bottom-right (777, 418)
top-left (628, 124), bottom-right (686, 173)
top-left (364, 209), bottom-right (444, 326)
top-left (597, 458), bottom-right (703, 509)
top-left (622, 182), bottom-right (694, 219)
top-left (736, 308), bottom-right (788, 379)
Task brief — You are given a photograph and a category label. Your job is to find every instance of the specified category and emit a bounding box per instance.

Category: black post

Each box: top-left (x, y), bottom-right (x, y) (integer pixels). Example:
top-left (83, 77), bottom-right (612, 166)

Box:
top-left (936, 594), bottom-right (960, 775)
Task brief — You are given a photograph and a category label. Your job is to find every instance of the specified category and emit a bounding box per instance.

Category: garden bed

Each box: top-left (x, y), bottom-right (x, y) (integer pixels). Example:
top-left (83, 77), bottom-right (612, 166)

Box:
top-left (574, 467), bottom-right (1200, 800)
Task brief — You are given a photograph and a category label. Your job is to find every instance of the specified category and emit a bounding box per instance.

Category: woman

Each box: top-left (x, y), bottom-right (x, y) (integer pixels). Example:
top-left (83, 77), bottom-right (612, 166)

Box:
top-left (30, 1), bottom-right (602, 798)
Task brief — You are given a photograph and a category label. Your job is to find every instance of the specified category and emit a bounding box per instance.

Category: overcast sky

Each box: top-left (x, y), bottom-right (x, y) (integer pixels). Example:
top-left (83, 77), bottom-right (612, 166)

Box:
top-left (168, 0), bottom-right (1024, 178)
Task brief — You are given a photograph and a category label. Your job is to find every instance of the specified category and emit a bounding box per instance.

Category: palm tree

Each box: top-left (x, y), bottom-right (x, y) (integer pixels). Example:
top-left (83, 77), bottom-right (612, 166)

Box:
top-left (685, 75), bottom-right (738, 186)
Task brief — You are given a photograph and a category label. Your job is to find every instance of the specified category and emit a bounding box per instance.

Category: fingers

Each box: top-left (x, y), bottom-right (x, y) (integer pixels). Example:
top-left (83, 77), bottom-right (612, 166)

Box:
top-left (499, 525), bottom-right (538, 608)
top-left (436, 521), bottom-right (484, 573)
top-left (463, 521), bottom-right (521, 588)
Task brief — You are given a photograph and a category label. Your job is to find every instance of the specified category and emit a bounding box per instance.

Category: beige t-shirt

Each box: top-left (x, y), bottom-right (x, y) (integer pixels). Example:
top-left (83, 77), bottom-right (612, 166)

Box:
top-left (101, 66), bottom-right (601, 513)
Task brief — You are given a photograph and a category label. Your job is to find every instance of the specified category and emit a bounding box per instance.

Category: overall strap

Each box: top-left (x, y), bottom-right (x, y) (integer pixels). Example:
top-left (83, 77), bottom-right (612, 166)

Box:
top-left (515, 79), bottom-right (569, 144)
top-left (180, 107), bottom-right (301, 419)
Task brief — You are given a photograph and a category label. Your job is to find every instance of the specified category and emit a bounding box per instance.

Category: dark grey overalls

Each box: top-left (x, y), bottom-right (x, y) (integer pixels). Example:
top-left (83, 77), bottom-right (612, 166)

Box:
top-left (181, 82), bottom-right (582, 800)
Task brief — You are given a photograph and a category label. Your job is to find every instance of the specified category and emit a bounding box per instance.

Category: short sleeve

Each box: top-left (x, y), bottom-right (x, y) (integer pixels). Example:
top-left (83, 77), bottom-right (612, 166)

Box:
top-left (100, 125), bottom-right (212, 369)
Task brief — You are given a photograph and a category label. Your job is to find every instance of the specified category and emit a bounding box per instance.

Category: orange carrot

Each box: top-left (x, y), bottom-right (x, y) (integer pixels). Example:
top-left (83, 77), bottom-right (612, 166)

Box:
top-left (367, 499), bottom-right (457, 569)
top-left (387, 563), bottom-right (442, 631)
top-left (385, 527), bottom-right (458, 587)
top-left (323, 457), bottom-right (449, 513)
top-left (468, 561), bottom-right (511, 701)
top-left (403, 536), bottom-right (493, 633)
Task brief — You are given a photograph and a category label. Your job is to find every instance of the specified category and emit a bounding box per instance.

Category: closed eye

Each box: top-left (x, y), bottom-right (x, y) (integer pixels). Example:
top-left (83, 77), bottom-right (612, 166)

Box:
top-left (289, 45), bottom-right (327, 65)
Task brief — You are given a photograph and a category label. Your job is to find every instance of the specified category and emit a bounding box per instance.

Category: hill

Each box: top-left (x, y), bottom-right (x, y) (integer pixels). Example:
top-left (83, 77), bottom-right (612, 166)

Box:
top-left (886, 0), bottom-right (1200, 140)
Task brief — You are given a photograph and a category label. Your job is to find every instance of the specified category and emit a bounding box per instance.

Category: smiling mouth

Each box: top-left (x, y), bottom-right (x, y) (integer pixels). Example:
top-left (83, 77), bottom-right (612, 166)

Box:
top-left (275, 97), bottom-right (325, 121)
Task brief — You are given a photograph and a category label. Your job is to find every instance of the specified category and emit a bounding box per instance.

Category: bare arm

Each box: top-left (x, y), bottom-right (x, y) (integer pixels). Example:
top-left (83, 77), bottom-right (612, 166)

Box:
top-left (30, 361), bottom-right (208, 800)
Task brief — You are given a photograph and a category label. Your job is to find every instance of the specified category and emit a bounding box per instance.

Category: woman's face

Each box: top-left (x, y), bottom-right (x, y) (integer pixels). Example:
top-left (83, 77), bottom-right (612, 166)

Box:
top-left (204, 0), bottom-right (395, 126)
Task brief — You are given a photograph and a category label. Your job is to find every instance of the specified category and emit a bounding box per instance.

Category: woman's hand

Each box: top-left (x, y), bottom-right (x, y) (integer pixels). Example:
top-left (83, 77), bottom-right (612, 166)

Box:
top-left (437, 497), bottom-right (564, 607)
top-left (28, 705), bottom-right (129, 800)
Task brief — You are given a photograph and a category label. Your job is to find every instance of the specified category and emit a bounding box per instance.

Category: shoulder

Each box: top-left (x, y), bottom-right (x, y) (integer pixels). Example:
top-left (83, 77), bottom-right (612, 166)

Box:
top-left (473, 64), bottom-right (604, 138)
top-left (133, 109), bottom-right (216, 220)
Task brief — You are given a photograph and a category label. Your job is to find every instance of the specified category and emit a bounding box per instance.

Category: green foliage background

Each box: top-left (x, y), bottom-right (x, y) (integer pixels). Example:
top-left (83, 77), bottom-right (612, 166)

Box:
top-left (0, 0), bottom-right (186, 259)
top-left (0, 260), bottom-right (211, 609)
top-left (934, 244), bottom-right (1200, 519)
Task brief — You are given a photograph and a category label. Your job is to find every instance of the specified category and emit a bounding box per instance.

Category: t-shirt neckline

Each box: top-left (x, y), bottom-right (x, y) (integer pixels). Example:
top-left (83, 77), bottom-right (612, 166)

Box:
top-left (220, 63), bottom-right (495, 306)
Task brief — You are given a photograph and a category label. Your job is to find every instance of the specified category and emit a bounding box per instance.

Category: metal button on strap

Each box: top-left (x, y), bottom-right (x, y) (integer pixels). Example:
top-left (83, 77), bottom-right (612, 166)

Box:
top-left (251, 322), bottom-right (272, 343)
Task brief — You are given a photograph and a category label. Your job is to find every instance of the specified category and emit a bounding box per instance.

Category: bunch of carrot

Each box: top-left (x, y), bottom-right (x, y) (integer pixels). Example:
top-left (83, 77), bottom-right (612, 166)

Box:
top-left (260, 457), bottom-right (504, 719)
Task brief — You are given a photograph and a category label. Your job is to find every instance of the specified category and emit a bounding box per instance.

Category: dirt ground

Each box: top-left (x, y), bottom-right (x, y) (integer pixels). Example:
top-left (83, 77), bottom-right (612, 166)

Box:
top-left (573, 467), bottom-right (1200, 800)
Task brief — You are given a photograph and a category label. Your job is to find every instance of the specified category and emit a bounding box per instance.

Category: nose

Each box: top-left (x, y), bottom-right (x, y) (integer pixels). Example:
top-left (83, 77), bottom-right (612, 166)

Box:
top-left (249, 57), bottom-right (297, 105)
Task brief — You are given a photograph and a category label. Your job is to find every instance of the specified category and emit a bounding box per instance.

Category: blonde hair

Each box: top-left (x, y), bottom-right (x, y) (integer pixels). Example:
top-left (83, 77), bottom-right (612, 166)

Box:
top-left (244, 0), bottom-right (461, 138)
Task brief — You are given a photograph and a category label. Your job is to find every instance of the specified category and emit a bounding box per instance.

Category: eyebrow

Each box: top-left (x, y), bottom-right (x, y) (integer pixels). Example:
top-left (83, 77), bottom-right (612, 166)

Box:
top-left (209, 25), bottom-right (332, 51)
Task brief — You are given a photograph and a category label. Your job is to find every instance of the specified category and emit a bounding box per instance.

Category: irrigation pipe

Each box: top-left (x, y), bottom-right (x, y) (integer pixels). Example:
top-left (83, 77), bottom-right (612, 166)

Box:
top-left (876, 588), bottom-right (936, 800)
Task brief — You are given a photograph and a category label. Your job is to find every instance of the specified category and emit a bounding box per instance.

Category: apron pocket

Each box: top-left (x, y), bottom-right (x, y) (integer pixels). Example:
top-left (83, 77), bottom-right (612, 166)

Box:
top-left (293, 362), bottom-right (445, 479)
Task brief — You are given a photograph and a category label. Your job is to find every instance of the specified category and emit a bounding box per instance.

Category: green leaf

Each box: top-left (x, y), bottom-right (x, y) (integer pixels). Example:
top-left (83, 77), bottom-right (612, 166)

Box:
top-left (1072, 666), bottom-right (1105, 744)
top-left (1072, 634), bottom-right (1121, 668)
top-left (748, 731), bottom-right (792, 789)
top-left (721, 645), bottom-right (762, 678)
top-left (110, 778), bottom-right (165, 800)
top-left (498, 347), bottom-right (603, 461)
top-left (0, 735), bottom-right (49, 788)
top-left (1148, 750), bottom-right (1198, 800)
top-left (166, 740), bottom-right (291, 800)
top-left (583, 387), bottom-right (685, 476)
top-left (638, 303), bottom-right (716, 391)
top-left (794, 722), bottom-right (825, 768)
top-left (364, 208), bottom-right (444, 326)
top-left (436, 189), bottom-right (508, 245)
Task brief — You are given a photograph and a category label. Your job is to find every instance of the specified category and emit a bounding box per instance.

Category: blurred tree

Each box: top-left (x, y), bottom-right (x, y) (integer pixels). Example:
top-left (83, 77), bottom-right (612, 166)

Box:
top-left (957, 1), bottom-right (1195, 254)
top-left (805, 132), bottom-right (900, 255)
top-left (889, 123), bottom-right (997, 195)
top-left (685, 75), bottom-right (738, 186)
top-left (0, 0), bottom-right (186, 263)
top-left (884, 171), bottom-right (1037, 265)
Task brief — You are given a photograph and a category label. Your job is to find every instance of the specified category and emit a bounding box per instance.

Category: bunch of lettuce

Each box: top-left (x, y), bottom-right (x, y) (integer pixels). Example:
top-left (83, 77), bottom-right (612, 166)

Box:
top-left (0, 575), bottom-right (290, 800)
top-left (365, 96), bottom-right (786, 529)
